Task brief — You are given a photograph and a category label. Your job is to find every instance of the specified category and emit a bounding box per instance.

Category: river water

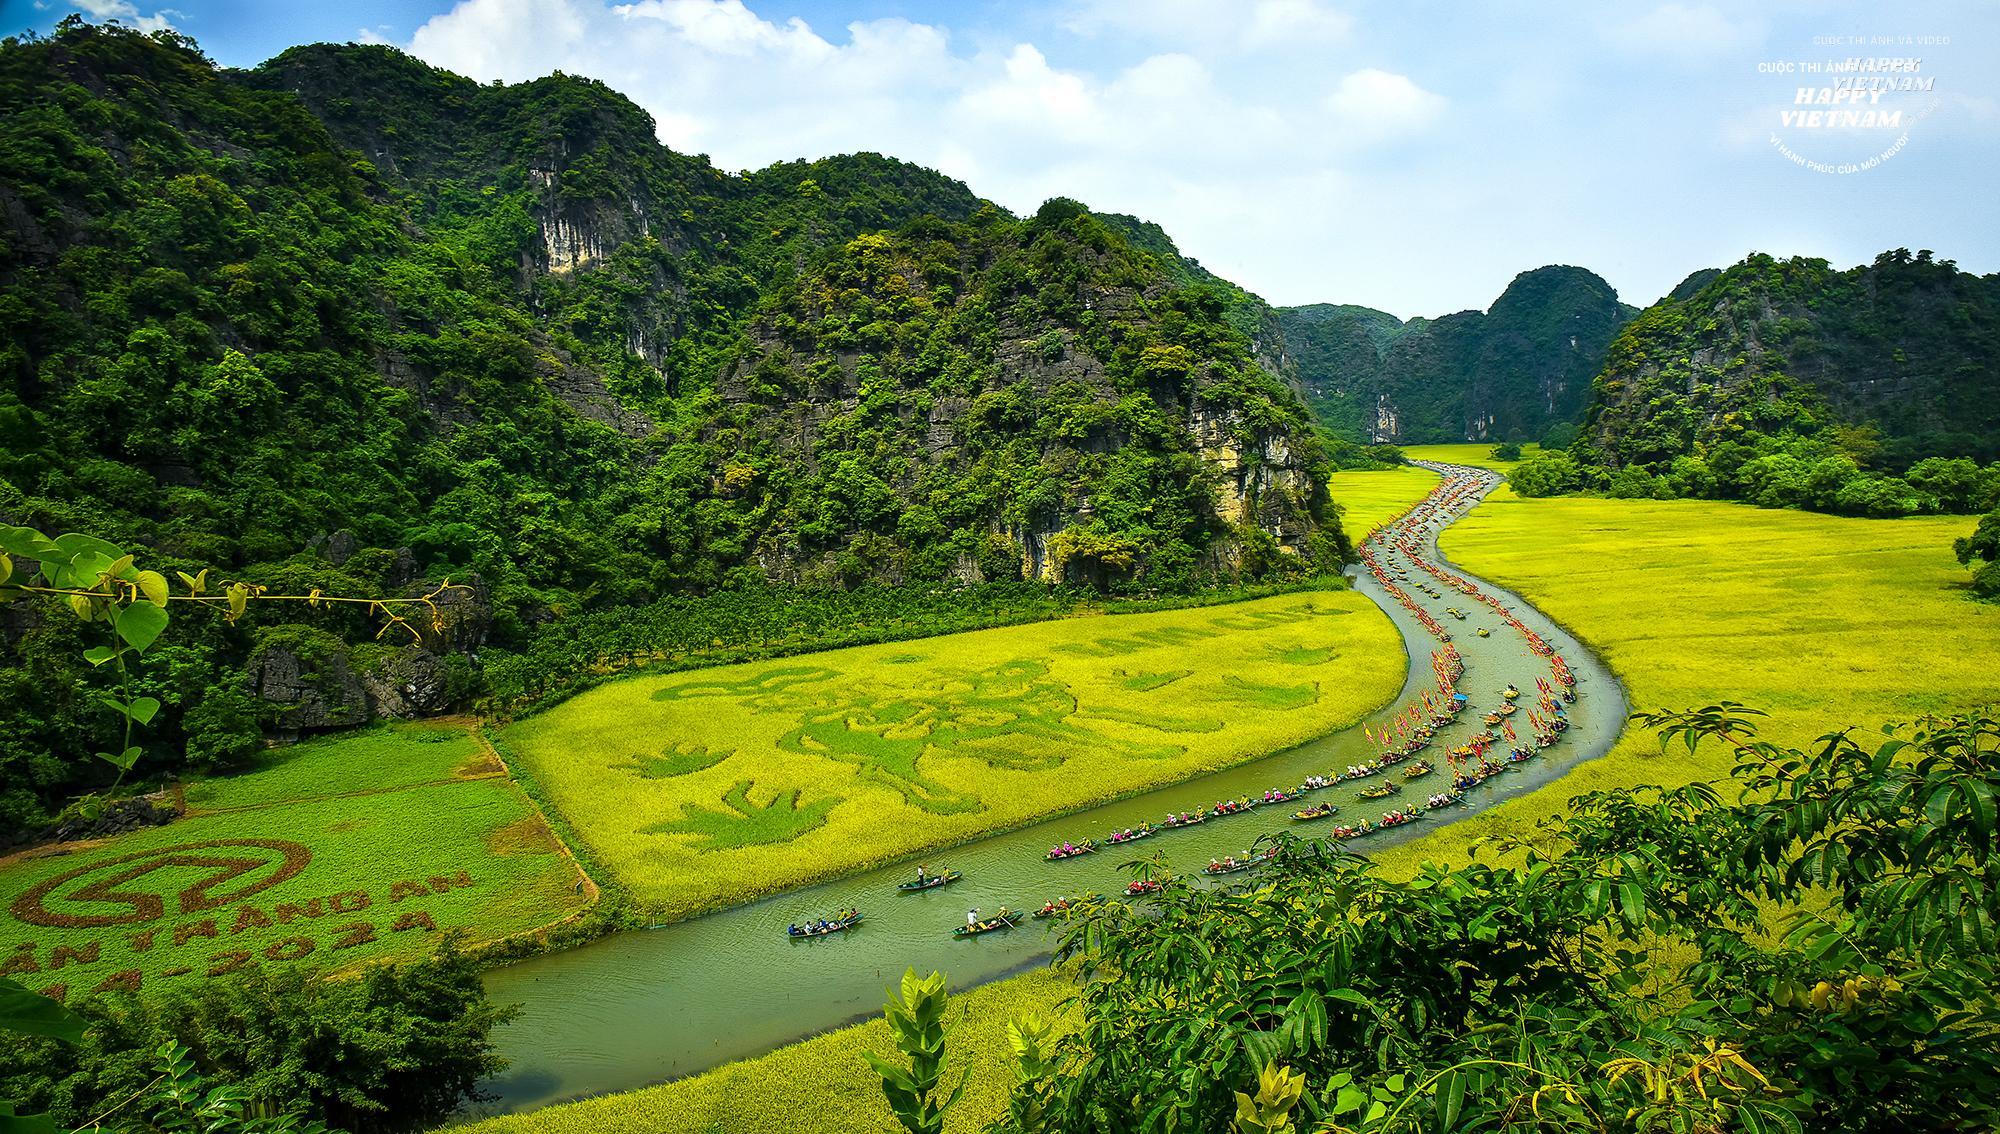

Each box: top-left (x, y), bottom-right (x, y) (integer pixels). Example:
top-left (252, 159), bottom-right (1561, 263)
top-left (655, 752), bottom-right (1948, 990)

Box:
top-left (468, 463), bottom-right (1628, 1115)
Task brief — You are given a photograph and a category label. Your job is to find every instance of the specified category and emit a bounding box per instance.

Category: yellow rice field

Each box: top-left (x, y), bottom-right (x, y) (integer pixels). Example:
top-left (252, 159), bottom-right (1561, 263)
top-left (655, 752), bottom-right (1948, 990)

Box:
top-left (459, 968), bottom-right (1075, 1134)
top-left (501, 591), bottom-right (1406, 917)
top-left (1372, 483), bottom-right (2000, 869)
top-left (1330, 465), bottom-right (1441, 543)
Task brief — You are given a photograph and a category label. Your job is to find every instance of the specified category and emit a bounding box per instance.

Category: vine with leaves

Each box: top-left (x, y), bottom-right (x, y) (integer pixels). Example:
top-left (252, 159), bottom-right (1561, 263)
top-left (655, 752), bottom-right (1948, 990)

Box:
top-left (0, 525), bottom-right (463, 791)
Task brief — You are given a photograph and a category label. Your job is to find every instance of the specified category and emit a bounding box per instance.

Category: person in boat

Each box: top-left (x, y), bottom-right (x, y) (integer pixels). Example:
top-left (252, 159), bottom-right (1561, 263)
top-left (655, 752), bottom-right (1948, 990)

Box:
top-left (789, 923), bottom-right (800, 935)
top-left (916, 864), bottom-right (929, 884)
top-left (1209, 858), bottom-right (1222, 871)
top-left (968, 907), bottom-right (980, 927)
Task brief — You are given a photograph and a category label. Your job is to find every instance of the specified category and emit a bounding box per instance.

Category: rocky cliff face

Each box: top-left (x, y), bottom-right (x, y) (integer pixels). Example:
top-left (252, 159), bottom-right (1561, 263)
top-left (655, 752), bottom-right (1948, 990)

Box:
top-left (713, 205), bottom-right (1336, 586)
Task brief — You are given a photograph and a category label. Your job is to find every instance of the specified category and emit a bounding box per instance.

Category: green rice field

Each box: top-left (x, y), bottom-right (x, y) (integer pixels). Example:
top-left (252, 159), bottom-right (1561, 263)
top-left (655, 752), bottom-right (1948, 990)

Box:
top-left (500, 590), bottom-right (1406, 917)
top-left (0, 721), bottom-right (591, 998)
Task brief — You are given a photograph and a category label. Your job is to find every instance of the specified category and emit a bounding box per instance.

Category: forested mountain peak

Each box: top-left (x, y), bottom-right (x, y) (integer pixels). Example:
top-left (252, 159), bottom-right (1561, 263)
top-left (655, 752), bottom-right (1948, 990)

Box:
top-left (0, 22), bottom-right (1341, 831)
top-left (1279, 265), bottom-right (1634, 444)
top-left (1581, 249), bottom-right (2000, 469)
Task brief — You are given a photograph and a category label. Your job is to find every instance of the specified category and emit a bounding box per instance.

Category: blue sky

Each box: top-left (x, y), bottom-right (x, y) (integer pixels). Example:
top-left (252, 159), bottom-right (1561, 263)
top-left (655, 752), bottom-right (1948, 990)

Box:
top-left (8, 0), bottom-right (1996, 317)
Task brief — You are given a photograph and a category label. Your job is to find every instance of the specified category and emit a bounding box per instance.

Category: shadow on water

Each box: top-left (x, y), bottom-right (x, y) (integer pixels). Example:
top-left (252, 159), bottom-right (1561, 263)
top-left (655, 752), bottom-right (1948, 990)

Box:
top-left (463, 462), bottom-right (1628, 1118)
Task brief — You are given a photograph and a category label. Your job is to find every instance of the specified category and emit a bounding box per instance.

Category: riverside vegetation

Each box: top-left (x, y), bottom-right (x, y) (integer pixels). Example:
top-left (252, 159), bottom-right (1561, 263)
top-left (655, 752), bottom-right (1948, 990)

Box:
top-left (854, 703), bottom-right (2000, 1134)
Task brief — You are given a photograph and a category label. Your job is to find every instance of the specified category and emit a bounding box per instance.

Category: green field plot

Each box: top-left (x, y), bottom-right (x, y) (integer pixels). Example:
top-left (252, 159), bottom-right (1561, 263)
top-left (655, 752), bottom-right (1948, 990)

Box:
top-left (0, 723), bottom-right (589, 1000)
top-left (1327, 465), bottom-right (1442, 539)
top-left (1373, 490), bottom-right (2000, 870)
top-left (501, 591), bottom-right (1405, 917)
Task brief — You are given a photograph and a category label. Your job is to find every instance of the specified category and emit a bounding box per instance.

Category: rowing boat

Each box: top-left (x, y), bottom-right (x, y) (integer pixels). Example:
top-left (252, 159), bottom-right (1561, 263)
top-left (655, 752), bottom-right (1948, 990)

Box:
top-left (898, 869), bottom-right (962, 892)
top-left (1203, 852), bottom-right (1275, 876)
top-left (953, 910), bottom-right (1020, 937)
top-left (787, 913), bottom-right (862, 939)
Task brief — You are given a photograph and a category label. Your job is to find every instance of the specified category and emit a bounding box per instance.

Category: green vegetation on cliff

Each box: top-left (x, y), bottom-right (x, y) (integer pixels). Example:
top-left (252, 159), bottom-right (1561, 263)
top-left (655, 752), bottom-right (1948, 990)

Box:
top-left (1522, 250), bottom-right (2000, 519)
top-left (0, 24), bottom-right (1345, 838)
top-left (1281, 265), bottom-right (1635, 446)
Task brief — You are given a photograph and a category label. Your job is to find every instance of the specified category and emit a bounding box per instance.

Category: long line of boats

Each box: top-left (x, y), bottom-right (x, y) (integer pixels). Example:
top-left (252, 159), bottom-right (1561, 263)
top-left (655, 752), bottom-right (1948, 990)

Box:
top-left (783, 706), bottom-right (1570, 941)
top-left (786, 463), bottom-right (1581, 942)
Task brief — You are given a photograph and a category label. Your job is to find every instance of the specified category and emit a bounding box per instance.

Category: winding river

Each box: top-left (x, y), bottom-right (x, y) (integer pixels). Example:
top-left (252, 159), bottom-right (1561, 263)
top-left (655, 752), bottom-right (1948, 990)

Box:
top-left (467, 462), bottom-right (1628, 1116)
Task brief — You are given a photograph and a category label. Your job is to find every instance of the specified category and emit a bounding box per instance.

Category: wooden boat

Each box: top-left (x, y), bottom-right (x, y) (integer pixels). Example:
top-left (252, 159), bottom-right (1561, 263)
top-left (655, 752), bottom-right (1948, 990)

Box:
top-left (1496, 703), bottom-right (1517, 717)
top-left (953, 910), bottom-right (1020, 937)
top-left (1294, 802), bottom-right (1338, 821)
top-left (1359, 782), bottom-right (1402, 800)
top-left (1161, 811), bottom-right (1208, 829)
top-left (787, 912), bottom-right (862, 938)
top-left (1104, 825), bottom-right (1156, 845)
top-left (1403, 761), bottom-right (1435, 780)
top-left (1203, 852), bottom-right (1275, 876)
top-left (1046, 841), bottom-right (1096, 861)
top-left (1123, 879), bottom-right (1164, 897)
top-left (1482, 712), bottom-right (1503, 726)
top-left (898, 869), bottom-right (962, 892)
top-left (1031, 894), bottom-right (1095, 920)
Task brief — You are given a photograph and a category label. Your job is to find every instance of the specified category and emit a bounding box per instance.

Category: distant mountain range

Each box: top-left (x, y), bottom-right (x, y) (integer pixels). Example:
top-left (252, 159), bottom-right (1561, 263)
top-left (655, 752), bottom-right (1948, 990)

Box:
top-left (1277, 268), bottom-right (1639, 446)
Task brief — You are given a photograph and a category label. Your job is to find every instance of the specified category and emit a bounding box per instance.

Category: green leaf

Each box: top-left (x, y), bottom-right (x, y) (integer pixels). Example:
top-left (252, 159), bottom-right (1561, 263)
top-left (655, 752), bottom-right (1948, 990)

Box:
top-left (0, 977), bottom-right (86, 1043)
top-left (115, 601), bottom-right (169, 652)
top-left (0, 1106), bottom-right (62, 1134)
top-left (128, 696), bottom-right (161, 725)
top-left (96, 747), bottom-right (142, 772)
top-left (1618, 882), bottom-right (1645, 926)
top-left (50, 532), bottom-right (123, 561)
top-left (82, 646), bottom-right (118, 666)
top-left (1333, 1084), bottom-right (1368, 1115)
top-left (0, 525), bottom-right (60, 559)
top-left (134, 569), bottom-right (170, 607)
top-left (1435, 1067), bottom-right (1465, 1129)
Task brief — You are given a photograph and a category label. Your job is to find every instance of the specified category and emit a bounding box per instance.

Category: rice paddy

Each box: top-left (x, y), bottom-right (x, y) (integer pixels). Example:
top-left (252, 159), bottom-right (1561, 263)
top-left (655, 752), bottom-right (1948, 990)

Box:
top-left (1398, 442), bottom-right (1541, 470)
top-left (1330, 465), bottom-right (1442, 542)
top-left (459, 968), bottom-right (1077, 1134)
top-left (0, 721), bottom-right (591, 998)
top-left (534, 474), bottom-right (2000, 1134)
top-left (1371, 475), bottom-right (2000, 870)
top-left (499, 590), bottom-right (1406, 918)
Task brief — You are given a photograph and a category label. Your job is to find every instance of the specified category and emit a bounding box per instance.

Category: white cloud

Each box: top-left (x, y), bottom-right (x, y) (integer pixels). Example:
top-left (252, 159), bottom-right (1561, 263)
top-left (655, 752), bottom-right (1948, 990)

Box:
top-left (72, 0), bottom-right (177, 32)
top-left (354, 27), bottom-right (394, 46)
top-left (1063, 0), bottom-right (1350, 52)
top-left (1242, 0), bottom-right (1353, 49)
top-left (408, 0), bottom-right (591, 82)
top-left (1322, 68), bottom-right (1447, 143)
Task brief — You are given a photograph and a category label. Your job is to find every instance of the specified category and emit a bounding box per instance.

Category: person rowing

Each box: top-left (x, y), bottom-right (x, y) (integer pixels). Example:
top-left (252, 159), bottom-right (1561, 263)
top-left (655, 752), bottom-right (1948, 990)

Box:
top-left (967, 907), bottom-right (979, 927)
